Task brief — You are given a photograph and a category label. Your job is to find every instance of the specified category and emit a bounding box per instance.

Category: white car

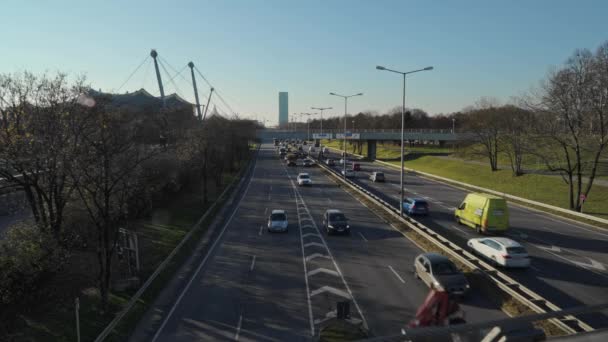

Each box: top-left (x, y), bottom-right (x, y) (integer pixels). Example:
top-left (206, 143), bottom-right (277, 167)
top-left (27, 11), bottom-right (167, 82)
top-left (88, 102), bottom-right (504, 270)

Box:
top-left (297, 173), bottom-right (312, 186)
top-left (467, 237), bottom-right (530, 268)
top-left (341, 169), bottom-right (355, 178)
top-left (267, 209), bottom-right (288, 232)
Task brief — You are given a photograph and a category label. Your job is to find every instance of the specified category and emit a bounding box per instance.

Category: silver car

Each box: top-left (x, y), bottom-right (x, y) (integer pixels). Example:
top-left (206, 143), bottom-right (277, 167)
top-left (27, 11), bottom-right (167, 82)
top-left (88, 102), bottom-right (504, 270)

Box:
top-left (267, 209), bottom-right (288, 233)
top-left (413, 253), bottom-right (469, 296)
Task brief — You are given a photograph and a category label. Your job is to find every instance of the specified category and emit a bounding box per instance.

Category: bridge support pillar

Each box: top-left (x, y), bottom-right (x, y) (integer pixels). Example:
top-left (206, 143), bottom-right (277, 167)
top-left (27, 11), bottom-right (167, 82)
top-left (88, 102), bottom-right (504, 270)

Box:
top-left (366, 140), bottom-right (377, 160)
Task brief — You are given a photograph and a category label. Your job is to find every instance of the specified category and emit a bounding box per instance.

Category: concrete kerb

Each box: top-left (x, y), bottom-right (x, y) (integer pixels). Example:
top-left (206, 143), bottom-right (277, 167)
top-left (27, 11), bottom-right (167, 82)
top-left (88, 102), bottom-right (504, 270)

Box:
top-left (95, 147), bottom-right (259, 342)
top-left (311, 155), bottom-right (589, 335)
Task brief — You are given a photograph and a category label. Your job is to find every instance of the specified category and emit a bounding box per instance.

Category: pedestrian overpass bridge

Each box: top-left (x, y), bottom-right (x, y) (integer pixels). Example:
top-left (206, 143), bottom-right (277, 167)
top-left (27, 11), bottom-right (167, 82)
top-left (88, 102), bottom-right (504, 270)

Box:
top-left (256, 129), bottom-right (472, 160)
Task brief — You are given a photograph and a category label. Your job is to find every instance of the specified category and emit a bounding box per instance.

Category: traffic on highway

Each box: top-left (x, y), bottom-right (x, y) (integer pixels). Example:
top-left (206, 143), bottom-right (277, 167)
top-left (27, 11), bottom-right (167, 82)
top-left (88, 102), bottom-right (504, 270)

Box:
top-left (134, 143), bottom-right (514, 341)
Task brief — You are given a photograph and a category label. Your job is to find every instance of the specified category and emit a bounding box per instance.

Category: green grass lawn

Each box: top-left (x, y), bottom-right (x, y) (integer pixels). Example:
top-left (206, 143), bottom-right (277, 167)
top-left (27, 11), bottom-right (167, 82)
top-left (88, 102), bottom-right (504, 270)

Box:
top-left (389, 156), bottom-right (608, 219)
top-left (320, 139), bottom-right (451, 159)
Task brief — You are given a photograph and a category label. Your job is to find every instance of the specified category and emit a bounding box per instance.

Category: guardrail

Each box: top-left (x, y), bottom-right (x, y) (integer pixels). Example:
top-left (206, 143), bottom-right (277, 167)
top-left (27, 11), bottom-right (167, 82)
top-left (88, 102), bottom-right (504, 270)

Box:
top-left (94, 148), bottom-right (258, 342)
top-left (373, 159), bottom-right (608, 226)
top-left (310, 153), bottom-right (593, 335)
top-left (325, 146), bottom-right (608, 227)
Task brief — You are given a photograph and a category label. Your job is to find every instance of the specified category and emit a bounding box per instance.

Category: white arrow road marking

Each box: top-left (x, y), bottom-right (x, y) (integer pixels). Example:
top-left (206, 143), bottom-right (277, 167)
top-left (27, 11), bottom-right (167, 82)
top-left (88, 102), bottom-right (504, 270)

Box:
top-left (302, 233), bottom-right (320, 239)
top-left (388, 265), bottom-right (406, 283)
top-left (572, 258), bottom-right (606, 271)
top-left (310, 286), bottom-right (352, 300)
top-left (307, 268), bottom-right (340, 277)
top-left (537, 245), bottom-right (562, 253)
top-left (301, 225), bottom-right (316, 230)
top-left (304, 242), bottom-right (326, 249)
top-left (306, 253), bottom-right (331, 262)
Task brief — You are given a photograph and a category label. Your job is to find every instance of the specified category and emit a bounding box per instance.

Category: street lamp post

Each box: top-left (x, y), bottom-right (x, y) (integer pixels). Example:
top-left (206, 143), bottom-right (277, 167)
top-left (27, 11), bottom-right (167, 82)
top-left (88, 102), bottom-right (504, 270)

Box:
top-left (376, 65), bottom-right (433, 217)
top-left (300, 113), bottom-right (315, 141)
top-left (452, 118), bottom-right (456, 134)
top-left (329, 92), bottom-right (363, 180)
top-left (311, 106), bottom-right (332, 136)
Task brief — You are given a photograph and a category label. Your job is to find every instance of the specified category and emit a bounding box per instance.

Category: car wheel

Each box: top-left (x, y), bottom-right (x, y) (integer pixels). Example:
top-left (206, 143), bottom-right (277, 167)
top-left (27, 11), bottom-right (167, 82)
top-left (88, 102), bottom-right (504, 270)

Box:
top-left (491, 256), bottom-right (498, 266)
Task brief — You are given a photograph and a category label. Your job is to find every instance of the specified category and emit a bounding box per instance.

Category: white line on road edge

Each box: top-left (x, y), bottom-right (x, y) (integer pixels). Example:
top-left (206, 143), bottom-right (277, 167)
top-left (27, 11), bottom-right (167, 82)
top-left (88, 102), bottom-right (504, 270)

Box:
top-left (250, 255), bottom-right (256, 272)
top-left (150, 159), bottom-right (258, 342)
top-left (358, 232), bottom-right (368, 242)
top-left (234, 314), bottom-right (243, 340)
top-left (388, 265), bottom-right (406, 283)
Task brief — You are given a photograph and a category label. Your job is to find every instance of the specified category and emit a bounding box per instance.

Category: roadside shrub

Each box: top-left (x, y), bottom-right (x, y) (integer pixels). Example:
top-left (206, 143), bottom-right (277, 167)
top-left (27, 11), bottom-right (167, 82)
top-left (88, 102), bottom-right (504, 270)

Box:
top-left (0, 221), bottom-right (69, 333)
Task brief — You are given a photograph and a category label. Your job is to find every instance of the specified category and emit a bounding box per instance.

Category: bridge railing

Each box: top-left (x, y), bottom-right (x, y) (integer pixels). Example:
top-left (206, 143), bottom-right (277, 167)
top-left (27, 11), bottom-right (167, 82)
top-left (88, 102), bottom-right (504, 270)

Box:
top-left (259, 128), bottom-right (462, 134)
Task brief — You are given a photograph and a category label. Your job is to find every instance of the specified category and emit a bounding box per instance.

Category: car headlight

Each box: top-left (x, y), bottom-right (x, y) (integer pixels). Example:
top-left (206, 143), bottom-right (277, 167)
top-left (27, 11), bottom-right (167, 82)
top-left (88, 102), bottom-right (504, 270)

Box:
top-left (346, 225), bottom-right (350, 229)
top-left (433, 281), bottom-right (440, 288)
top-left (328, 225), bottom-right (334, 229)
top-left (465, 284), bottom-right (470, 289)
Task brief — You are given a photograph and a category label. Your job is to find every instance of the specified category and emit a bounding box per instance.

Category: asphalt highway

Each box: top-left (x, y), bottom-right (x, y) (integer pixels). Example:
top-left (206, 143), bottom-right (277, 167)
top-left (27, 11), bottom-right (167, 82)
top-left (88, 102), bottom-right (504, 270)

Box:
top-left (321, 148), bottom-right (608, 328)
top-left (142, 144), bottom-right (506, 341)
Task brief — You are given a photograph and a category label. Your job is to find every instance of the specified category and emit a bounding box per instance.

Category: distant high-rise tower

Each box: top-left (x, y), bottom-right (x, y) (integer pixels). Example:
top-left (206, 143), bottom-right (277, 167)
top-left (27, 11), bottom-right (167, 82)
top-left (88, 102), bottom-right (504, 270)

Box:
top-left (279, 92), bottom-right (288, 127)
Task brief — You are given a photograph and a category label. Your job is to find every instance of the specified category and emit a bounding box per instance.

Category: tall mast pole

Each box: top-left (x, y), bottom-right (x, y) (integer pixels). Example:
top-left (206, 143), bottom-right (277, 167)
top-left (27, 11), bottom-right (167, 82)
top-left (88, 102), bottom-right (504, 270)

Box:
top-left (188, 62), bottom-right (202, 120)
top-left (150, 49), bottom-right (166, 108)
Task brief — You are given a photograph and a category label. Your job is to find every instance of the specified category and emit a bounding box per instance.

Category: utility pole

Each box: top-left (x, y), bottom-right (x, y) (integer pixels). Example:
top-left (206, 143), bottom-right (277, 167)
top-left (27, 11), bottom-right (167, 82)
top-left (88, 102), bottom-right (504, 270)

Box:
top-left (150, 49), bottom-right (166, 108)
top-left (188, 62), bottom-right (202, 121)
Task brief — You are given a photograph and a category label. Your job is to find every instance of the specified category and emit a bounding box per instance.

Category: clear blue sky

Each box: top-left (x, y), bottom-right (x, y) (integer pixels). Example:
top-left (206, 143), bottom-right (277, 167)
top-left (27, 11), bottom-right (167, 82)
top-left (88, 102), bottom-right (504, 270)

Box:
top-left (2, 0), bottom-right (607, 124)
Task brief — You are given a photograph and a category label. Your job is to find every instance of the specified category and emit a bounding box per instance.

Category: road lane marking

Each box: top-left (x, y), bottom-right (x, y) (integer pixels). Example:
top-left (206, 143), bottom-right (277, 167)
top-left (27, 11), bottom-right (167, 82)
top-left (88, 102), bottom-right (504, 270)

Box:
top-left (264, 207), bottom-right (267, 215)
top-left (234, 313), bottom-right (243, 340)
top-left (259, 225), bottom-right (263, 236)
top-left (307, 268), bottom-right (340, 277)
top-left (310, 286), bottom-right (352, 299)
top-left (151, 157), bottom-right (258, 342)
top-left (286, 166), bottom-right (368, 333)
top-left (249, 255), bottom-right (256, 272)
top-left (530, 265), bottom-right (540, 272)
top-left (302, 233), bottom-right (320, 239)
top-left (358, 232), bottom-right (368, 242)
top-left (388, 265), bottom-right (406, 283)
top-left (305, 253), bottom-right (331, 262)
top-left (304, 242), bottom-right (326, 249)
top-left (572, 258), bottom-right (606, 271)
top-left (536, 245), bottom-right (561, 253)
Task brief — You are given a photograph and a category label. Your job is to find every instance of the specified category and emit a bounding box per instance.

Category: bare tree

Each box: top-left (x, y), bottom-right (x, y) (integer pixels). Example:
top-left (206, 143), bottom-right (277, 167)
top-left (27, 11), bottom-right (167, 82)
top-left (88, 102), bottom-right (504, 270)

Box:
top-left (531, 44), bottom-right (608, 211)
top-left (0, 72), bottom-right (87, 243)
top-left (464, 107), bottom-right (502, 171)
top-left (499, 106), bottom-right (533, 176)
top-left (69, 96), bottom-right (158, 310)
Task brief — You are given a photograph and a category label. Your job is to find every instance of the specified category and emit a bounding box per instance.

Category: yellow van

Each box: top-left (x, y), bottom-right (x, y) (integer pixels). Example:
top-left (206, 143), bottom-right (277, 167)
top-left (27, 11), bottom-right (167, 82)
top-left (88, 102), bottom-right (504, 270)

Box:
top-left (454, 193), bottom-right (509, 234)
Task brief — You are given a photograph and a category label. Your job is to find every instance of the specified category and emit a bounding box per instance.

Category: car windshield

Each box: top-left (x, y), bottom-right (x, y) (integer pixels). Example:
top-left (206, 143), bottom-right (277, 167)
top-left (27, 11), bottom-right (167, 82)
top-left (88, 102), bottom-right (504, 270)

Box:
top-left (299, 174), bottom-right (309, 179)
top-left (415, 201), bottom-right (428, 207)
top-left (271, 213), bottom-right (286, 221)
top-left (433, 262), bottom-right (459, 275)
top-left (506, 246), bottom-right (527, 254)
top-left (376, 173), bottom-right (384, 177)
top-left (329, 213), bottom-right (347, 222)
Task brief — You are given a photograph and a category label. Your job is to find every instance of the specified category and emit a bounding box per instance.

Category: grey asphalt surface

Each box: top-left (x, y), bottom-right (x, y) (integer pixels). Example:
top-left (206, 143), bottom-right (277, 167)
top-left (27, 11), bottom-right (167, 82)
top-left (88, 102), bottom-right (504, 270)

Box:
top-left (142, 144), bottom-right (506, 341)
top-left (321, 148), bottom-right (608, 328)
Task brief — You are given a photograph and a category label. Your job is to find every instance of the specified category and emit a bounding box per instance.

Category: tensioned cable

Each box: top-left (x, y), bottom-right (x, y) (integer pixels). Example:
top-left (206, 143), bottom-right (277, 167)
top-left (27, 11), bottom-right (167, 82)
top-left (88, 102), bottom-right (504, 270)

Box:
top-left (117, 55), bottom-right (150, 92)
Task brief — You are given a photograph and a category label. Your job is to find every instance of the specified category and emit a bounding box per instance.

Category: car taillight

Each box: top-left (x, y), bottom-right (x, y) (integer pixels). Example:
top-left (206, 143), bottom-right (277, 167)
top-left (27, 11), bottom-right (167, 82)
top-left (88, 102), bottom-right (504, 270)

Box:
top-left (411, 205), bottom-right (416, 209)
top-left (502, 254), bottom-right (511, 259)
